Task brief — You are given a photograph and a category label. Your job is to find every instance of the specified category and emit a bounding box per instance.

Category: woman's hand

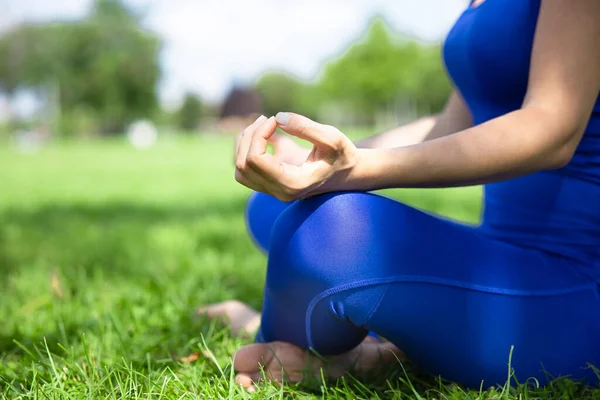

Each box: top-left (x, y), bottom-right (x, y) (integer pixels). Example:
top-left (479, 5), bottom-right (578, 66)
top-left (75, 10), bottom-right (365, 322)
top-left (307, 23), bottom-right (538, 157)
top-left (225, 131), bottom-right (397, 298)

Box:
top-left (269, 132), bottom-right (311, 166)
top-left (235, 117), bottom-right (310, 166)
top-left (235, 113), bottom-right (361, 202)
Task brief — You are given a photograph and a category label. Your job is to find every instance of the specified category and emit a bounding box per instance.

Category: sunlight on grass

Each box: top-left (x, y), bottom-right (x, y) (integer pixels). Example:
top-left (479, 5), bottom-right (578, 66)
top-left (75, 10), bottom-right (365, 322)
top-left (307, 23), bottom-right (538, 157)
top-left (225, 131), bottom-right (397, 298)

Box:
top-left (0, 137), bottom-right (596, 399)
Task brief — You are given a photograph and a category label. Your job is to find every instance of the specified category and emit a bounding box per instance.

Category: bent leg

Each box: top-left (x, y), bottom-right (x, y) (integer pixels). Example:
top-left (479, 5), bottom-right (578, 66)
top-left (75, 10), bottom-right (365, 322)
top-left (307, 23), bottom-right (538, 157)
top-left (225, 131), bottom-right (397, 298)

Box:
top-left (257, 192), bottom-right (600, 387)
top-left (245, 192), bottom-right (293, 253)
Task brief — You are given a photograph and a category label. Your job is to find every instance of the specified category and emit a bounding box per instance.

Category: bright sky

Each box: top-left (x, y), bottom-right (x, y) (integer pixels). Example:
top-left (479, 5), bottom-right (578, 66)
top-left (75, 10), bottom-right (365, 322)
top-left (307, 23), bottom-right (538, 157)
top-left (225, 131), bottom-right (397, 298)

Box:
top-left (1, 0), bottom-right (467, 109)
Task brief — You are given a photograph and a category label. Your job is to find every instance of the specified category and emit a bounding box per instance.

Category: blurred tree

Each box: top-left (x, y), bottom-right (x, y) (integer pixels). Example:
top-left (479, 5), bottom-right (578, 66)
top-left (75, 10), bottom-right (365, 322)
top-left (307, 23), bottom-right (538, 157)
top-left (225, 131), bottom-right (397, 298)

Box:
top-left (0, 30), bottom-right (23, 97)
top-left (91, 0), bottom-right (139, 25)
top-left (411, 46), bottom-right (453, 114)
top-left (177, 93), bottom-right (203, 131)
top-left (255, 72), bottom-right (320, 120)
top-left (0, 25), bottom-right (36, 127)
top-left (0, 0), bottom-right (161, 135)
top-left (320, 17), bottom-right (451, 123)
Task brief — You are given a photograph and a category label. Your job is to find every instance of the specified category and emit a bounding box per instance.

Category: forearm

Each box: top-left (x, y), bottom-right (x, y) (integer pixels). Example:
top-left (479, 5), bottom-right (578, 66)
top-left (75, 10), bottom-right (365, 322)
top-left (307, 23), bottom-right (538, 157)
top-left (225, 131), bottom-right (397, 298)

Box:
top-left (355, 115), bottom-right (439, 149)
top-left (356, 91), bottom-right (473, 149)
top-left (349, 108), bottom-right (576, 190)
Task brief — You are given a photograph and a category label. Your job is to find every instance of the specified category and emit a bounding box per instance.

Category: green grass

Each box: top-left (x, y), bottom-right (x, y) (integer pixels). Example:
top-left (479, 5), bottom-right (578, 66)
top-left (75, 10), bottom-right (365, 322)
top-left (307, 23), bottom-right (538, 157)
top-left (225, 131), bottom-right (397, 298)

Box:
top-left (0, 136), bottom-right (598, 399)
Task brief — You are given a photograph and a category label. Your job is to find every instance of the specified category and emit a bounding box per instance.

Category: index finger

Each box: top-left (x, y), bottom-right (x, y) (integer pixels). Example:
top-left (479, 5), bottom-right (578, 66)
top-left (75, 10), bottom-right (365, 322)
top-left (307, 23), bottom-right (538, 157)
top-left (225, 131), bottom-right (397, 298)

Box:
top-left (236, 115), bottom-right (267, 168)
top-left (247, 116), bottom-right (277, 159)
top-left (275, 112), bottom-right (341, 150)
top-left (246, 117), bottom-right (289, 183)
top-left (236, 115), bottom-right (264, 156)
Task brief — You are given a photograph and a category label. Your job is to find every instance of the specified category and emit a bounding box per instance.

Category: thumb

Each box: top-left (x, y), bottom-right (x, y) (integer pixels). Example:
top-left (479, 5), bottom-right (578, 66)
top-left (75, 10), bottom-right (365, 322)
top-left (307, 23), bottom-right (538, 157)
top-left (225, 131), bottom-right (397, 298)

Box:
top-left (275, 112), bottom-right (340, 149)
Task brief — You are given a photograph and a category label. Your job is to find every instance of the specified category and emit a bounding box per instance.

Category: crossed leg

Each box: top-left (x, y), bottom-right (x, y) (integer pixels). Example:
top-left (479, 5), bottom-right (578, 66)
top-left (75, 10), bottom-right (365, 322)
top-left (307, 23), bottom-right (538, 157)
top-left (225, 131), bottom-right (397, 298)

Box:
top-left (199, 299), bottom-right (402, 391)
top-left (201, 192), bottom-right (600, 390)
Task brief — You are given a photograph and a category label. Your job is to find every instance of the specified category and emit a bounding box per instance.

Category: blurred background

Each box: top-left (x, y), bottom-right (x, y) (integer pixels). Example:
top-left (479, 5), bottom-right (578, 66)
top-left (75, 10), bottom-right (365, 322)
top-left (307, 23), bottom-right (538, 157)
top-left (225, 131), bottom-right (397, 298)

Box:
top-left (0, 1), bottom-right (483, 396)
top-left (0, 0), bottom-right (468, 140)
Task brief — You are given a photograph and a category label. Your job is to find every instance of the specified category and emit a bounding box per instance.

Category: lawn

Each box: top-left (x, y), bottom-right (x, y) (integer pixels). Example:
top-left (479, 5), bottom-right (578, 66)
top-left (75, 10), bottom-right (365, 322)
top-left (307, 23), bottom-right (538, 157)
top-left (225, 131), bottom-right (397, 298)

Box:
top-left (0, 136), bottom-right (597, 399)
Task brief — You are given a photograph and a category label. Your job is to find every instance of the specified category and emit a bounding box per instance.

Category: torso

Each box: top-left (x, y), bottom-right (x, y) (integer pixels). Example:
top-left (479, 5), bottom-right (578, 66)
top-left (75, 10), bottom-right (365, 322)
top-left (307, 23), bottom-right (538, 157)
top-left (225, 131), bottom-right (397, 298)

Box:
top-left (443, 0), bottom-right (600, 280)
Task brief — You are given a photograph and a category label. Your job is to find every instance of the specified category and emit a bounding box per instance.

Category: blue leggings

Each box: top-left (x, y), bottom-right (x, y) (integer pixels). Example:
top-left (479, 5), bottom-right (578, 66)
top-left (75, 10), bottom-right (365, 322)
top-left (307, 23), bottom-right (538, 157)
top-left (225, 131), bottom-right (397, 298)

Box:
top-left (244, 191), bottom-right (600, 387)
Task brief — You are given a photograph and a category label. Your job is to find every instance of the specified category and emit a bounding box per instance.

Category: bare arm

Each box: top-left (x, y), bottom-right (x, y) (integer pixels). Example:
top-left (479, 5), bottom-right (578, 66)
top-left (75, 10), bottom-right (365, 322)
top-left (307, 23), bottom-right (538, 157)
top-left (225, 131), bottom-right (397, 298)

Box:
top-left (235, 1), bottom-right (600, 202)
top-left (356, 91), bottom-right (473, 149)
top-left (350, 0), bottom-right (600, 189)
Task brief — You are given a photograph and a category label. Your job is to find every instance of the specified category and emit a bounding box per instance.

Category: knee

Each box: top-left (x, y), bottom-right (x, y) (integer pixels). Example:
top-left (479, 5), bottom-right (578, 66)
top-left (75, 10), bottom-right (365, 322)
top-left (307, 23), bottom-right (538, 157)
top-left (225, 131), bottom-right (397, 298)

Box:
top-left (260, 193), bottom-right (384, 351)
top-left (244, 192), bottom-right (291, 252)
top-left (265, 192), bottom-right (381, 294)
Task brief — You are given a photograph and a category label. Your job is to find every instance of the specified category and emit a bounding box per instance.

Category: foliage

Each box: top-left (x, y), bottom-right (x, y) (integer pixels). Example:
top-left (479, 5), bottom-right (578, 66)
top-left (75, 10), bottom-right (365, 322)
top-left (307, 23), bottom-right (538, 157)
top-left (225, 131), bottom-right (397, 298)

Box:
top-left (177, 93), bottom-right (204, 132)
top-left (254, 17), bottom-right (453, 125)
top-left (256, 72), bottom-right (320, 120)
top-left (0, 0), bottom-right (160, 135)
top-left (321, 19), bottom-right (416, 117)
top-left (1, 9), bottom-right (452, 135)
top-left (411, 46), bottom-right (453, 114)
top-left (320, 17), bottom-right (451, 121)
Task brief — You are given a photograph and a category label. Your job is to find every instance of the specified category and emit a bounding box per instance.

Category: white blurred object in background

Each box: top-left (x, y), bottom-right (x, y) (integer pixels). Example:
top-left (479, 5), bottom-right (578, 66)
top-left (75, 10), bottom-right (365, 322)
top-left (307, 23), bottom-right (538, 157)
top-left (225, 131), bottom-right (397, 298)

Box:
top-left (127, 120), bottom-right (158, 149)
top-left (12, 126), bottom-right (51, 154)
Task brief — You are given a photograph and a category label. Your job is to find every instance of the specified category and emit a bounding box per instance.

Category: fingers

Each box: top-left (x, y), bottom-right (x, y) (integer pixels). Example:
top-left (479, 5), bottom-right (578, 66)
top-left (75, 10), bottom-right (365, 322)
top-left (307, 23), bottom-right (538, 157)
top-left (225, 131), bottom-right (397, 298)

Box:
top-left (236, 115), bottom-right (267, 169)
top-left (275, 112), bottom-right (344, 151)
top-left (236, 117), bottom-right (305, 201)
top-left (234, 131), bottom-right (243, 162)
top-left (236, 113), bottom-right (337, 201)
top-left (247, 116), bottom-right (277, 159)
top-left (235, 167), bottom-right (269, 194)
top-left (247, 117), bottom-right (287, 181)
top-left (235, 116), bottom-right (276, 193)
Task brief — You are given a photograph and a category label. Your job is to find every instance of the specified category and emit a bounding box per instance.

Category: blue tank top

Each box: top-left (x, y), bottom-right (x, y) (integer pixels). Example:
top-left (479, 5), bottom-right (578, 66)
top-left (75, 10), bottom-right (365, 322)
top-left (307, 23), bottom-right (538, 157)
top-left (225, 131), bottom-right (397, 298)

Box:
top-left (443, 0), bottom-right (600, 280)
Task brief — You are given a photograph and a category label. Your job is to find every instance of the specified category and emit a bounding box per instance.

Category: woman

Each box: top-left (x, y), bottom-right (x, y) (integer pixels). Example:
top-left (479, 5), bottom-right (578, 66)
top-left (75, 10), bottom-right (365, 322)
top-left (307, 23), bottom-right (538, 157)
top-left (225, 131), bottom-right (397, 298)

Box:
top-left (201, 0), bottom-right (600, 390)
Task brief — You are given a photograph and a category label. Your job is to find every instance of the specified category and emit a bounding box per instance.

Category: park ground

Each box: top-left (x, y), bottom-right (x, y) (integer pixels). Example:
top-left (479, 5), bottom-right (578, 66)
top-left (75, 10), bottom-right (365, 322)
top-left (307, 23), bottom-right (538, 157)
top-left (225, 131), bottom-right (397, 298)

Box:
top-left (0, 136), bottom-right (598, 399)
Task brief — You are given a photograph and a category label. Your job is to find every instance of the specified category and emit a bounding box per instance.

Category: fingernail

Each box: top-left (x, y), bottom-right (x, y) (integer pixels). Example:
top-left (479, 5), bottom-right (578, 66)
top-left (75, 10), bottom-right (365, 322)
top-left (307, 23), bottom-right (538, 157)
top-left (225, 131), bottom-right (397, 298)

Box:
top-left (254, 115), bottom-right (266, 124)
top-left (275, 112), bottom-right (291, 126)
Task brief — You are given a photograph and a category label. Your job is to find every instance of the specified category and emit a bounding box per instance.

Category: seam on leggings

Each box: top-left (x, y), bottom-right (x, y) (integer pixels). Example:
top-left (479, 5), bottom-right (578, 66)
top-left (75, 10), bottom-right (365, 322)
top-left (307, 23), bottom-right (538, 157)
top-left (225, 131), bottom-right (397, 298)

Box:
top-left (362, 283), bottom-right (390, 325)
top-left (304, 275), bottom-right (597, 350)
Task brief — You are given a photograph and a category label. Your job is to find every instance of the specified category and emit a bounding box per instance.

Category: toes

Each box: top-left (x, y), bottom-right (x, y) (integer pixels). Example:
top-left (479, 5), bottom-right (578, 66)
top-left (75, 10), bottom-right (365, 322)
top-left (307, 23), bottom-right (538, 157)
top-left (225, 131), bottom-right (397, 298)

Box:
top-left (330, 340), bottom-right (405, 378)
top-left (233, 344), bottom-right (276, 391)
top-left (195, 302), bottom-right (226, 318)
top-left (363, 335), bottom-right (380, 344)
top-left (233, 342), bottom-right (313, 384)
top-left (231, 313), bottom-right (261, 337)
top-left (196, 300), bottom-right (243, 318)
top-left (233, 343), bottom-right (274, 373)
top-left (235, 373), bottom-right (259, 393)
top-left (353, 341), bottom-right (405, 373)
top-left (232, 339), bottom-right (406, 390)
top-left (377, 342), bottom-right (405, 364)
top-left (195, 300), bottom-right (261, 336)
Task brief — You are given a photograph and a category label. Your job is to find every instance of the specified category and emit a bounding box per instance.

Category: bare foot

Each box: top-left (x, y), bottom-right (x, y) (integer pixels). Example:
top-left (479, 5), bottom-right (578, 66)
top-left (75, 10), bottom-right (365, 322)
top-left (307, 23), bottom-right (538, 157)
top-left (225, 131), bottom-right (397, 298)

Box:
top-left (233, 338), bottom-right (404, 392)
top-left (196, 300), bottom-right (261, 338)
top-left (198, 300), bottom-right (404, 392)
